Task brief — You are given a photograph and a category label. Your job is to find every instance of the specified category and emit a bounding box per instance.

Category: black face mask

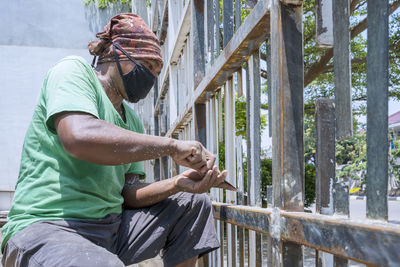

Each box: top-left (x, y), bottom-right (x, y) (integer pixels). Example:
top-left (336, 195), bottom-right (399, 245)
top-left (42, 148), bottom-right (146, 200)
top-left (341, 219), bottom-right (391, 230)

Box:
top-left (112, 43), bottom-right (155, 103)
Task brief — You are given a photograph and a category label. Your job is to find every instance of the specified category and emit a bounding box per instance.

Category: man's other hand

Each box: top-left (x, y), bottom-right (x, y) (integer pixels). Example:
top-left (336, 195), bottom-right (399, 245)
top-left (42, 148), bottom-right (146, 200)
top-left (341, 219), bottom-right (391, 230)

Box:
top-left (171, 140), bottom-right (216, 175)
top-left (174, 166), bottom-right (229, 194)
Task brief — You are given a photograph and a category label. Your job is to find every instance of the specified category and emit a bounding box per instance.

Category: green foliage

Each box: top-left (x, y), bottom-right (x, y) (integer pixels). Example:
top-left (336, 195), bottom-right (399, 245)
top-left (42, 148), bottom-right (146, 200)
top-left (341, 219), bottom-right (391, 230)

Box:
top-left (303, 0), bottom-right (400, 113)
top-left (84, 0), bottom-right (132, 9)
top-left (336, 131), bottom-right (367, 183)
top-left (235, 96), bottom-right (267, 138)
top-left (304, 164), bottom-right (316, 207)
top-left (241, 158), bottom-right (315, 207)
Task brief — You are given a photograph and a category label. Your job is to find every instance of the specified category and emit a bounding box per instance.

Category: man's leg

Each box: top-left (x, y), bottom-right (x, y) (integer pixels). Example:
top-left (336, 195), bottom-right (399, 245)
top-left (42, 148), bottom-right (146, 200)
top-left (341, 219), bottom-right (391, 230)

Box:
top-left (2, 220), bottom-right (124, 267)
top-left (116, 192), bottom-right (219, 267)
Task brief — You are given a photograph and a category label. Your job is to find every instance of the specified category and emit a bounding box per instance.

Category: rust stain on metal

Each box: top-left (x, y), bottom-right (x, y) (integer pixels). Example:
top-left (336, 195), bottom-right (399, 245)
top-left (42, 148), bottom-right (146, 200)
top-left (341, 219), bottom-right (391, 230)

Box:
top-left (212, 203), bottom-right (400, 266)
top-left (193, 0), bottom-right (204, 13)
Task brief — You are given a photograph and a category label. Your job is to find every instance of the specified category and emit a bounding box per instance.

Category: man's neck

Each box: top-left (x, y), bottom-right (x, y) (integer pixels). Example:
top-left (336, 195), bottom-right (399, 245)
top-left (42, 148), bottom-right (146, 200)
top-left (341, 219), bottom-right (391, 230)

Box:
top-left (94, 68), bottom-right (125, 119)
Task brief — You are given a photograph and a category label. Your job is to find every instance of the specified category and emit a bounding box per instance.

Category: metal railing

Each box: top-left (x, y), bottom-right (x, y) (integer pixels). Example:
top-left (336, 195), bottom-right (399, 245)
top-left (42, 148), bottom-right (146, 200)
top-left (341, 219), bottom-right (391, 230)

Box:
top-left (135, 0), bottom-right (400, 266)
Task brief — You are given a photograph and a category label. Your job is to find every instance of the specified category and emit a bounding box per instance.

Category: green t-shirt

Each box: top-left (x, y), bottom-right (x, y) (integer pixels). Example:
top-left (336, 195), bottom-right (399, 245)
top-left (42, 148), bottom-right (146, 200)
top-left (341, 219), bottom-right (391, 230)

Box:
top-left (1, 56), bottom-right (146, 251)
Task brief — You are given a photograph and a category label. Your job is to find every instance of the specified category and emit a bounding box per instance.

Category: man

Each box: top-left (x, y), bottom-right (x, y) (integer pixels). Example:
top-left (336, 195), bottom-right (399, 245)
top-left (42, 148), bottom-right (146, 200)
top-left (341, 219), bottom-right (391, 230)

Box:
top-left (1, 14), bottom-right (228, 267)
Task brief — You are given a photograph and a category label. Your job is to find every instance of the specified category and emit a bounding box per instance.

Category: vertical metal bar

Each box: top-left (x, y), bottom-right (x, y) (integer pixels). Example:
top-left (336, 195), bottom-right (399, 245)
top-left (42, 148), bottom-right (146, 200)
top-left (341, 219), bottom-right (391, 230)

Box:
top-left (315, 98), bottom-right (335, 267)
top-left (245, 0), bottom-right (257, 9)
top-left (333, 0), bottom-right (352, 139)
top-left (220, 221), bottom-right (225, 267)
top-left (333, 182), bottom-right (349, 216)
top-left (271, 0), bottom-right (304, 214)
top-left (271, 0), bottom-right (304, 265)
top-left (214, 0), bottom-right (221, 57)
top-left (154, 115), bottom-right (160, 181)
top-left (218, 89), bottom-right (224, 142)
top-left (247, 51), bottom-right (262, 208)
top-left (247, 51), bottom-right (262, 267)
top-left (266, 37), bottom-right (272, 138)
top-left (315, 98), bottom-right (335, 216)
top-left (225, 79), bottom-right (237, 267)
top-left (195, 103), bottom-right (207, 146)
top-left (235, 0), bottom-right (241, 31)
top-left (207, 0), bottom-right (215, 66)
top-left (223, 0), bottom-right (234, 48)
top-left (236, 135), bottom-right (245, 267)
top-left (191, 0), bottom-right (205, 89)
top-left (315, 0), bottom-right (333, 47)
top-left (366, 0), bottom-right (389, 220)
top-left (237, 69), bottom-right (243, 98)
top-left (333, 257), bottom-right (348, 267)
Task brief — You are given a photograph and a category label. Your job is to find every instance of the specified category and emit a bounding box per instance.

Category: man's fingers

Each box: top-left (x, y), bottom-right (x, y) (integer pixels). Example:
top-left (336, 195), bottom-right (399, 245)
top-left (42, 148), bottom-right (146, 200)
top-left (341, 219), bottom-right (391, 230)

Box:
top-left (205, 150), bottom-right (216, 170)
top-left (198, 169), bottom-right (213, 192)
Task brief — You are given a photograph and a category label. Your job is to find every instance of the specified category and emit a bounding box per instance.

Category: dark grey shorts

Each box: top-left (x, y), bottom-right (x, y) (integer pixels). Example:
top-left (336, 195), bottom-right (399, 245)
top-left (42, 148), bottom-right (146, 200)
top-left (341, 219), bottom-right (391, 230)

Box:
top-left (2, 192), bottom-right (219, 267)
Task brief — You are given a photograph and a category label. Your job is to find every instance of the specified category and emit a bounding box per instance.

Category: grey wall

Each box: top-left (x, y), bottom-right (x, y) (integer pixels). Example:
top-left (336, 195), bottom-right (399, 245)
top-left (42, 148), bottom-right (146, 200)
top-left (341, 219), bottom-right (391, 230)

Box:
top-left (0, 0), bottom-right (131, 210)
top-left (0, 0), bottom-right (130, 48)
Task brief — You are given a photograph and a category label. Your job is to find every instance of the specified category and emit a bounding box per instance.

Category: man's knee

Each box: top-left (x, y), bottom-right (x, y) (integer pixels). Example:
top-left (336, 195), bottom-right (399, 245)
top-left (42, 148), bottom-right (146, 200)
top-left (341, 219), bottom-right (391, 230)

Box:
top-left (192, 193), bottom-right (212, 212)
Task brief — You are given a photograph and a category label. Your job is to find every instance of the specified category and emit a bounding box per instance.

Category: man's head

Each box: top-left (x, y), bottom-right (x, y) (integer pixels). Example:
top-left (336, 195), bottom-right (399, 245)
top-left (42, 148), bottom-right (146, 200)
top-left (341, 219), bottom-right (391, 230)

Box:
top-left (88, 13), bottom-right (163, 103)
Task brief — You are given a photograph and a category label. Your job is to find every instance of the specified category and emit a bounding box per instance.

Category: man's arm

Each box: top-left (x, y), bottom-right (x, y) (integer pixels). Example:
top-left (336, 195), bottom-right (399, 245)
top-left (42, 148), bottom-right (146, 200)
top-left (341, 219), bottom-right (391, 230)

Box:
top-left (54, 112), bottom-right (215, 172)
top-left (122, 167), bottom-right (228, 208)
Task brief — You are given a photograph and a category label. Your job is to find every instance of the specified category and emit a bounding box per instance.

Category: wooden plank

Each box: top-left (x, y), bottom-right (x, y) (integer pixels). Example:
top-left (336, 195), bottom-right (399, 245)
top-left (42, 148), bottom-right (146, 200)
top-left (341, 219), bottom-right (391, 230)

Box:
top-left (366, 0), bottom-right (389, 221)
top-left (270, 0), bottom-right (304, 265)
top-left (315, 0), bottom-right (333, 47)
top-left (333, 0), bottom-right (352, 140)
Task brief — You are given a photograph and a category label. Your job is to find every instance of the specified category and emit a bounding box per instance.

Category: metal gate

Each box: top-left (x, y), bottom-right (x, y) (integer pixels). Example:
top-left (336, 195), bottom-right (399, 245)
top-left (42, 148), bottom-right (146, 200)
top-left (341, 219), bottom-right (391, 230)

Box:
top-left (134, 0), bottom-right (400, 266)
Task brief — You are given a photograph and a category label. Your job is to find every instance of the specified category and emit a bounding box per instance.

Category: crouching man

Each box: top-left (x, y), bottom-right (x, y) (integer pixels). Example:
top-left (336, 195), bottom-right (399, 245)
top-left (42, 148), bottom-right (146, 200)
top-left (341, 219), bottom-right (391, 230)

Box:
top-left (1, 13), bottom-right (229, 267)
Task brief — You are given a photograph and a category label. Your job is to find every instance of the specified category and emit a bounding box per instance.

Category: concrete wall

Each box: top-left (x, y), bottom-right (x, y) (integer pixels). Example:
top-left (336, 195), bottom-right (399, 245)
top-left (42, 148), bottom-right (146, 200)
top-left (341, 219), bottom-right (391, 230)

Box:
top-left (0, 0), bottom-right (130, 210)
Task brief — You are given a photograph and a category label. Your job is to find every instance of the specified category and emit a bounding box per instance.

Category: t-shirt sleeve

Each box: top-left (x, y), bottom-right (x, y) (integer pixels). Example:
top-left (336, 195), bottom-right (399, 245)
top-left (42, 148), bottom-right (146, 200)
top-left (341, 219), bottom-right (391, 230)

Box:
top-left (44, 59), bottom-right (99, 134)
top-left (125, 106), bottom-right (146, 177)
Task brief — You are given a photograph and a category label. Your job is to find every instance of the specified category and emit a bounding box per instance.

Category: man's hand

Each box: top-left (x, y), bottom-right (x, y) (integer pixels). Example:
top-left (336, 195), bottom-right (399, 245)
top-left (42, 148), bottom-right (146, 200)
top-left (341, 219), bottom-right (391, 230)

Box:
top-left (174, 166), bottom-right (229, 194)
top-left (171, 140), bottom-right (216, 175)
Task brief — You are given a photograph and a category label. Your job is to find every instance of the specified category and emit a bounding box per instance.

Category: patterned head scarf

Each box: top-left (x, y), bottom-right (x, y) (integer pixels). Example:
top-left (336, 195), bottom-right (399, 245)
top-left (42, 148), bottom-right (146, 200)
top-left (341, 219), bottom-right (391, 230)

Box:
top-left (88, 13), bottom-right (163, 74)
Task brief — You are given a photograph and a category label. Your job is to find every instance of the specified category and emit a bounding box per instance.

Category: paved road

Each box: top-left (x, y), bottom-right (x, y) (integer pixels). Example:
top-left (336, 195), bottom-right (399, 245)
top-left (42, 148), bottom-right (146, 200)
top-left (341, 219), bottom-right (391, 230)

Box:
top-left (349, 198), bottom-right (400, 223)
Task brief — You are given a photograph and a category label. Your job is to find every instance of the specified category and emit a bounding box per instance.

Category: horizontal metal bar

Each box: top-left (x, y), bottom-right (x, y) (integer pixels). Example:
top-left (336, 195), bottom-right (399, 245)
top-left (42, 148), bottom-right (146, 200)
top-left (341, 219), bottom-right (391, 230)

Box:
top-left (212, 202), bottom-right (400, 266)
top-left (165, 0), bottom-right (270, 137)
top-left (193, 0), bottom-right (270, 103)
top-left (157, 0), bottom-right (169, 45)
top-left (170, 0), bottom-right (191, 64)
top-left (154, 66), bottom-right (170, 116)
